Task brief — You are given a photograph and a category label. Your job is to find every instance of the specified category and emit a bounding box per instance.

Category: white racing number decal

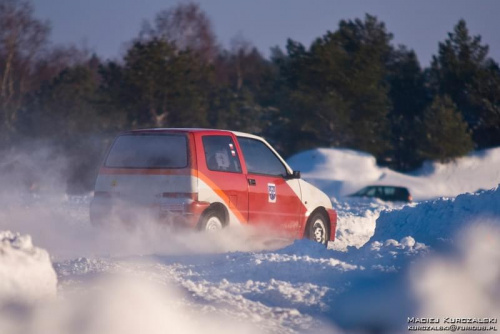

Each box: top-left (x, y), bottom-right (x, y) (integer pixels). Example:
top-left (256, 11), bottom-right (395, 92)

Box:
top-left (268, 183), bottom-right (276, 203)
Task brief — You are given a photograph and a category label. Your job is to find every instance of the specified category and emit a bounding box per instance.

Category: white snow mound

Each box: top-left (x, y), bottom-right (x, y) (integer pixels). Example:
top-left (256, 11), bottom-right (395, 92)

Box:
top-left (287, 148), bottom-right (382, 198)
top-left (372, 186), bottom-right (500, 246)
top-left (287, 148), bottom-right (381, 181)
top-left (0, 231), bottom-right (57, 303)
top-left (287, 147), bottom-right (500, 200)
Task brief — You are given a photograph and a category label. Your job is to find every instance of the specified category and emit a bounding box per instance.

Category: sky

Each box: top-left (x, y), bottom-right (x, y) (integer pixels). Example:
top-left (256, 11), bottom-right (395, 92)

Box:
top-left (32, 0), bottom-right (500, 66)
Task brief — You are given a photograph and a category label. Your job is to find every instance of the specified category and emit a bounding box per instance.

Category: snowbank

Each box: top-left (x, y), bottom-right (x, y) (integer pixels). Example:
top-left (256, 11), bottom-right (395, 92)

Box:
top-left (0, 231), bottom-right (57, 303)
top-left (326, 187), bottom-right (500, 330)
top-left (372, 186), bottom-right (500, 246)
top-left (411, 224), bottom-right (500, 319)
top-left (328, 197), bottom-right (402, 251)
top-left (287, 147), bottom-right (500, 200)
top-left (287, 148), bottom-right (382, 198)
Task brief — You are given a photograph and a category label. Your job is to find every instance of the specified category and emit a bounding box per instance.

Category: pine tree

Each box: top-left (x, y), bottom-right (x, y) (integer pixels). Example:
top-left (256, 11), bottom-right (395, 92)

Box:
top-left (276, 15), bottom-right (393, 158)
top-left (418, 95), bottom-right (474, 162)
top-left (430, 19), bottom-right (500, 148)
top-left (19, 65), bottom-right (101, 140)
top-left (385, 46), bottom-right (429, 170)
top-left (103, 39), bottom-right (212, 128)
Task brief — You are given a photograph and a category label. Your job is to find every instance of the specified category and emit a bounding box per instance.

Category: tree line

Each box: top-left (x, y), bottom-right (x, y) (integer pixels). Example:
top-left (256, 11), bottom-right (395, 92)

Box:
top-left (1, 1), bottom-right (500, 191)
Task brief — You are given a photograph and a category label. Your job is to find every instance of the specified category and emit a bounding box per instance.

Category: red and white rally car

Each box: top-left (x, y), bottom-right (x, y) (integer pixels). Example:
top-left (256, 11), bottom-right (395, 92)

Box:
top-left (90, 129), bottom-right (337, 244)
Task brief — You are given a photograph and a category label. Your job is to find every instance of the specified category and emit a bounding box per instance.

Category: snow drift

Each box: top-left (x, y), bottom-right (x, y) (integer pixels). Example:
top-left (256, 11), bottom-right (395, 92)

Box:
top-left (287, 147), bottom-right (500, 200)
top-left (327, 186), bottom-right (500, 330)
top-left (329, 197), bottom-right (400, 251)
top-left (0, 231), bottom-right (57, 303)
top-left (372, 186), bottom-right (500, 245)
top-left (411, 224), bottom-right (500, 320)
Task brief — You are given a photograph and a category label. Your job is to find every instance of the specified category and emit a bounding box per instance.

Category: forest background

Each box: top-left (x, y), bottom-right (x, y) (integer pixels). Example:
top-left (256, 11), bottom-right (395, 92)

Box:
top-left (1, 0), bottom-right (499, 192)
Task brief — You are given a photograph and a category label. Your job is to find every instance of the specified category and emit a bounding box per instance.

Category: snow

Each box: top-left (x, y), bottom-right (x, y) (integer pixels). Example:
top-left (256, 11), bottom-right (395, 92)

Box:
top-left (287, 148), bottom-right (382, 198)
top-left (410, 224), bottom-right (500, 319)
top-left (329, 197), bottom-right (402, 251)
top-left (372, 186), bottom-right (500, 246)
top-left (1, 145), bottom-right (500, 332)
top-left (0, 231), bottom-right (57, 303)
top-left (287, 147), bottom-right (500, 200)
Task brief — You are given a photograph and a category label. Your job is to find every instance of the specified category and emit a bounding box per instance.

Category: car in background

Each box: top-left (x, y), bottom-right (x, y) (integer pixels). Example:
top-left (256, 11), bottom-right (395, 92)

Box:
top-left (90, 128), bottom-right (337, 245)
top-left (349, 185), bottom-right (412, 202)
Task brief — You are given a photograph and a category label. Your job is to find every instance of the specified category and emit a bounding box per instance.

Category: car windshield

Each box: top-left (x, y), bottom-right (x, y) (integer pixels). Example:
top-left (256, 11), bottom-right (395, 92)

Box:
top-left (105, 134), bottom-right (188, 168)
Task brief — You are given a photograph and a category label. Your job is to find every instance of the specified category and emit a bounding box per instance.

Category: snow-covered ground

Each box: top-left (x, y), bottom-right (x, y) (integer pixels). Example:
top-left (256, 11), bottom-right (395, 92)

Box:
top-left (1, 147), bottom-right (500, 333)
top-left (0, 231), bottom-right (57, 303)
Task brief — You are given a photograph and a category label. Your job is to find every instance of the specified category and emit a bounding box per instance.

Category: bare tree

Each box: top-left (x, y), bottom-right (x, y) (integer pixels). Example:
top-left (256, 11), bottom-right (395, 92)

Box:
top-left (0, 0), bottom-right (50, 131)
top-left (214, 34), bottom-right (268, 92)
top-left (34, 44), bottom-right (93, 84)
top-left (140, 2), bottom-right (218, 62)
top-left (230, 34), bottom-right (254, 91)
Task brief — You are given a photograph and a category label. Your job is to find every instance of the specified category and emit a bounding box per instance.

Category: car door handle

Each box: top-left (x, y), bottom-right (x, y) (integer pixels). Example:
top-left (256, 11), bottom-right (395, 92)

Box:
top-left (248, 178), bottom-right (256, 186)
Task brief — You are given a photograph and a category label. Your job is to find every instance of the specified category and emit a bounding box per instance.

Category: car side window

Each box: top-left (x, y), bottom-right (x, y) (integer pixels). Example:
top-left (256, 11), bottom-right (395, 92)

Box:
top-left (202, 135), bottom-right (242, 173)
top-left (237, 137), bottom-right (287, 176)
top-left (384, 187), bottom-right (396, 196)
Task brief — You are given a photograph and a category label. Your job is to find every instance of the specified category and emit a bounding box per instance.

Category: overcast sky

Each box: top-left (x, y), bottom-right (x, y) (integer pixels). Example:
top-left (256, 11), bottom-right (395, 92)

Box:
top-left (33, 0), bottom-right (500, 66)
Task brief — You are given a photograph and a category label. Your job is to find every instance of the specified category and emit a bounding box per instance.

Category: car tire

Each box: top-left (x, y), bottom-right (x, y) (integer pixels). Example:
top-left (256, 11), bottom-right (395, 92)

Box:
top-left (306, 211), bottom-right (330, 246)
top-left (198, 208), bottom-right (225, 232)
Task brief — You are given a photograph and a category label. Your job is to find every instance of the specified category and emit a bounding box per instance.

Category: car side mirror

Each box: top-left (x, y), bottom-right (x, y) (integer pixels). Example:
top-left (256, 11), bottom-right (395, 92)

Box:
top-left (283, 170), bottom-right (301, 179)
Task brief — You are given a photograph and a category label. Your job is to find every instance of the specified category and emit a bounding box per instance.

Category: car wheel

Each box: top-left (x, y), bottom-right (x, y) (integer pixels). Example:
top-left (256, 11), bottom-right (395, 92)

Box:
top-left (307, 212), bottom-right (329, 246)
top-left (199, 208), bottom-right (224, 232)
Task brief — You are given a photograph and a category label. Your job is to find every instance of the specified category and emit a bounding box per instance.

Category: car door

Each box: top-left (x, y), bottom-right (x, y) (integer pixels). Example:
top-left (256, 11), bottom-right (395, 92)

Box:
top-left (382, 186), bottom-right (396, 201)
top-left (236, 136), bottom-right (301, 236)
top-left (196, 134), bottom-right (249, 224)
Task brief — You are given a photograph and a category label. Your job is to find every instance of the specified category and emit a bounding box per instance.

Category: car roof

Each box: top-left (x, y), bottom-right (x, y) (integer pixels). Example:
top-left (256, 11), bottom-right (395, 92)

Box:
top-left (124, 128), bottom-right (263, 140)
top-left (121, 128), bottom-right (293, 174)
top-left (364, 185), bottom-right (410, 191)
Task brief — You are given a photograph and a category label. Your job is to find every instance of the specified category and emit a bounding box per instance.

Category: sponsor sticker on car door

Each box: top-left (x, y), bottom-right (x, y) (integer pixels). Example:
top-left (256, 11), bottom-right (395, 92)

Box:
top-left (268, 183), bottom-right (276, 203)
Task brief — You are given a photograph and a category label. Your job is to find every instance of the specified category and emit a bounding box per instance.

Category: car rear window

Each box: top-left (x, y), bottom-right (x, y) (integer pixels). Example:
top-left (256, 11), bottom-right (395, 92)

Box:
top-left (105, 134), bottom-right (188, 168)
